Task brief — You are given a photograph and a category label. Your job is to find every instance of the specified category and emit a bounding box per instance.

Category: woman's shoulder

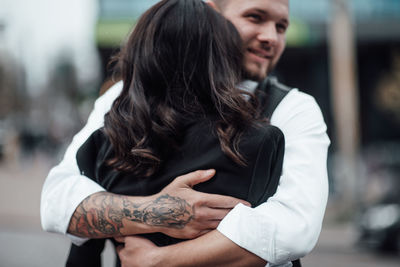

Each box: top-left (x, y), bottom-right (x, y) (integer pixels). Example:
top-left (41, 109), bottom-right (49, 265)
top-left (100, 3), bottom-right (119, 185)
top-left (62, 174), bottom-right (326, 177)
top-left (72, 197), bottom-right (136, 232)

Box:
top-left (259, 124), bottom-right (284, 137)
top-left (247, 123), bottom-right (284, 144)
top-left (237, 123), bottom-right (284, 159)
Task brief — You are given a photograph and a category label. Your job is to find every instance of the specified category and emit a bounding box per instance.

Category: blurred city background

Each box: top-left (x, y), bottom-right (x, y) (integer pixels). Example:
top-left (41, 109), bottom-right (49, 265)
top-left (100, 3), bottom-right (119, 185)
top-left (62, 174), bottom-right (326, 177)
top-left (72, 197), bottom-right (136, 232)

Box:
top-left (0, 0), bottom-right (399, 266)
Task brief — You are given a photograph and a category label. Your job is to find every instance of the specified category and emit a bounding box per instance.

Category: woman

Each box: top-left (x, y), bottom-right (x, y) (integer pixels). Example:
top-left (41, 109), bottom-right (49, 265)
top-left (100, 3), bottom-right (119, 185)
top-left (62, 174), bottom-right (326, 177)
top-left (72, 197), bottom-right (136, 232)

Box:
top-left (67, 0), bottom-right (284, 266)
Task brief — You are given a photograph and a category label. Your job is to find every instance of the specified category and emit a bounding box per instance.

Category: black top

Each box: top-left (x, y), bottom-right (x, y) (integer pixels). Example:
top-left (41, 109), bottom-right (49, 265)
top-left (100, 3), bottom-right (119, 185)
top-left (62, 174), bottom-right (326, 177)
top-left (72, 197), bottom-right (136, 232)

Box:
top-left (77, 120), bottom-right (284, 206)
top-left (66, 119), bottom-right (284, 267)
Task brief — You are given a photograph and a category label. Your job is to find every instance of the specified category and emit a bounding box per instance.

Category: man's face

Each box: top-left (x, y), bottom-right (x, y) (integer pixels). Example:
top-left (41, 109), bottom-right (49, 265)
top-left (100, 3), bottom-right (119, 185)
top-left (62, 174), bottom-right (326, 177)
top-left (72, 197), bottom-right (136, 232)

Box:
top-left (220, 0), bottom-right (289, 81)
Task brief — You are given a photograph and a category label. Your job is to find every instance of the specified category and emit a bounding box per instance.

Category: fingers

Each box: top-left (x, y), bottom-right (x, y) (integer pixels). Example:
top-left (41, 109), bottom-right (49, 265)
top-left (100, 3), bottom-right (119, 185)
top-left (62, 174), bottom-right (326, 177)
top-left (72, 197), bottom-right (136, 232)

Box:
top-left (201, 219), bottom-right (221, 230)
top-left (175, 170), bottom-right (250, 207)
top-left (116, 245), bottom-right (128, 267)
top-left (114, 236), bottom-right (125, 243)
top-left (116, 245), bottom-right (123, 254)
top-left (201, 193), bottom-right (251, 208)
top-left (197, 207), bottom-right (232, 221)
top-left (177, 169), bottom-right (216, 187)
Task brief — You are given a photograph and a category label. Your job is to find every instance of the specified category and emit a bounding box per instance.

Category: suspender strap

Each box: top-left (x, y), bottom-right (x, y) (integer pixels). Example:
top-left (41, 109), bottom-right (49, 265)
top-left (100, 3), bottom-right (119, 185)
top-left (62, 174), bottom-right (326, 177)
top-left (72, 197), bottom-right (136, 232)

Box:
top-left (258, 76), bottom-right (292, 118)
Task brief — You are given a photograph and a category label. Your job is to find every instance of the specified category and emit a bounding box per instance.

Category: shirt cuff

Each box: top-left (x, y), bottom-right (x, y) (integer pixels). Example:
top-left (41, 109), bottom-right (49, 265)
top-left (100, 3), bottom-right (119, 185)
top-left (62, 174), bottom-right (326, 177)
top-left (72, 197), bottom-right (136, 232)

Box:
top-left (217, 203), bottom-right (289, 264)
top-left (67, 234), bottom-right (89, 246)
top-left (65, 180), bottom-right (103, 246)
top-left (41, 173), bottom-right (105, 245)
top-left (62, 177), bottom-right (105, 245)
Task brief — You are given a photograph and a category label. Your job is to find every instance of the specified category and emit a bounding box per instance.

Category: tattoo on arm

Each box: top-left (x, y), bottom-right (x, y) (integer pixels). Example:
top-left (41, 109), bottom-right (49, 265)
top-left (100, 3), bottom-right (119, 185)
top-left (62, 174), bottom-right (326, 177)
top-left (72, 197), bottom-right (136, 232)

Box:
top-left (68, 193), bottom-right (194, 238)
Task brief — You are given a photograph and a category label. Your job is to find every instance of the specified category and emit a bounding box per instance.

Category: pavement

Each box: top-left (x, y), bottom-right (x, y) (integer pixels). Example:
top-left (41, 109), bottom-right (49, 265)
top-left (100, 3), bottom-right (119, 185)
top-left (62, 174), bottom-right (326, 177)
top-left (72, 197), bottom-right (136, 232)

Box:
top-left (301, 223), bottom-right (400, 267)
top-left (0, 154), bottom-right (399, 267)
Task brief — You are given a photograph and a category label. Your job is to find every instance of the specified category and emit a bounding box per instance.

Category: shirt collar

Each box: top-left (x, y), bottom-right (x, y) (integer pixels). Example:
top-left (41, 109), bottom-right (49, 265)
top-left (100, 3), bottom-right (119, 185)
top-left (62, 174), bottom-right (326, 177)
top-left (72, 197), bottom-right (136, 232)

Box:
top-left (237, 80), bottom-right (259, 93)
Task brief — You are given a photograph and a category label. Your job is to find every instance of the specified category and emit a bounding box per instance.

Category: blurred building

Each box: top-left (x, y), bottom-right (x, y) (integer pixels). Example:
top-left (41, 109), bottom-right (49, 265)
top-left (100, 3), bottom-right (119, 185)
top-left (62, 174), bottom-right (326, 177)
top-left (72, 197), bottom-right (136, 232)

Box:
top-left (287, 0), bottom-right (400, 206)
top-left (284, 0), bottom-right (400, 148)
top-left (0, 0), bottom-right (100, 96)
top-left (0, 0), bottom-right (101, 156)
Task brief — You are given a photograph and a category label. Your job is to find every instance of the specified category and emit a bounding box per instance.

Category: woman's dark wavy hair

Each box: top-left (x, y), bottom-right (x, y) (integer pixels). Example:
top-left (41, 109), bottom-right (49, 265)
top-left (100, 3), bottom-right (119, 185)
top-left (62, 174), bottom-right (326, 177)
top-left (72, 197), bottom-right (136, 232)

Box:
top-left (104, 0), bottom-right (261, 177)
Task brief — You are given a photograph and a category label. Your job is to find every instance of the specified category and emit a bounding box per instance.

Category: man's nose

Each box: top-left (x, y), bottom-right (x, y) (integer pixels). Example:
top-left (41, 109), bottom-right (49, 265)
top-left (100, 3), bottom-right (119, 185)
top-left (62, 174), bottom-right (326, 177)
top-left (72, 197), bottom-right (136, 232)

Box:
top-left (258, 23), bottom-right (278, 46)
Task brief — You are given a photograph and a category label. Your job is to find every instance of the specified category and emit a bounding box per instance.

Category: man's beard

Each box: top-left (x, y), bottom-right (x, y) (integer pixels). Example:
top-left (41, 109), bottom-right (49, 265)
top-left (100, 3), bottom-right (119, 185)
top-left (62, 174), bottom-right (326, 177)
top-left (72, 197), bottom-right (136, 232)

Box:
top-left (242, 69), bottom-right (268, 82)
top-left (242, 64), bottom-right (274, 82)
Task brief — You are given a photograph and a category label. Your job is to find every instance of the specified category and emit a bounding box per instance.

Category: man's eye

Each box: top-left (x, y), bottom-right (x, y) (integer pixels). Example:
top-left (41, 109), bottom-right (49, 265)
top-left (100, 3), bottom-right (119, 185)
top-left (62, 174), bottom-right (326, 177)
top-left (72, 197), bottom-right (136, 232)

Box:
top-left (247, 14), bottom-right (262, 22)
top-left (277, 24), bottom-right (287, 33)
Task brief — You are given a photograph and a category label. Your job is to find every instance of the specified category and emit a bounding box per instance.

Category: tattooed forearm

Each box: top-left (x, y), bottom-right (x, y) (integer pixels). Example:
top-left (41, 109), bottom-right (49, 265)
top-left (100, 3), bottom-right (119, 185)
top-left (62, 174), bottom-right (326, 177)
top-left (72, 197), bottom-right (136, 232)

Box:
top-left (126, 194), bottom-right (194, 228)
top-left (67, 192), bottom-right (194, 238)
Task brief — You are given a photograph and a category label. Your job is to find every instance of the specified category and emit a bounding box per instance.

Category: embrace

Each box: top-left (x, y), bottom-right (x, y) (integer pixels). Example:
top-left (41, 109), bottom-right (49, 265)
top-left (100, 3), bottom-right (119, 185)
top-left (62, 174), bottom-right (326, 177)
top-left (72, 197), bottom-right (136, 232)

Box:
top-left (41, 1), bottom-right (330, 267)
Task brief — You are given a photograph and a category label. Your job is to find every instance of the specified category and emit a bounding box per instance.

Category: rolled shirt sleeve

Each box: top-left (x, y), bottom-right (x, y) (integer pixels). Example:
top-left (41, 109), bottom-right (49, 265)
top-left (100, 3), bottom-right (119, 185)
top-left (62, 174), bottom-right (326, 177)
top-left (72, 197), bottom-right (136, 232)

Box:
top-left (40, 82), bottom-right (123, 245)
top-left (217, 89), bottom-right (330, 264)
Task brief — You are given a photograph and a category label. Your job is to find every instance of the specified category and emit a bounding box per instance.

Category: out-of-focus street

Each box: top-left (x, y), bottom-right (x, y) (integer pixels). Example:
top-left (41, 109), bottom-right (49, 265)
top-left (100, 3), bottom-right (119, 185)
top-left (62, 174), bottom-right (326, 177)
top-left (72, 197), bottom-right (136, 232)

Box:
top-left (1, 1), bottom-right (400, 266)
top-left (302, 224), bottom-right (400, 267)
top-left (0, 155), bottom-right (116, 267)
top-left (0, 155), bottom-right (399, 267)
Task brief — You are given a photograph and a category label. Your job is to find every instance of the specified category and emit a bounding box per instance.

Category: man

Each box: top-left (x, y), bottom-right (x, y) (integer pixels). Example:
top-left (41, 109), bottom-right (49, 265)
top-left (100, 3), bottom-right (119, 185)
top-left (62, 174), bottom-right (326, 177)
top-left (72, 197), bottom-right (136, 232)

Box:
top-left (41, 0), bottom-right (329, 266)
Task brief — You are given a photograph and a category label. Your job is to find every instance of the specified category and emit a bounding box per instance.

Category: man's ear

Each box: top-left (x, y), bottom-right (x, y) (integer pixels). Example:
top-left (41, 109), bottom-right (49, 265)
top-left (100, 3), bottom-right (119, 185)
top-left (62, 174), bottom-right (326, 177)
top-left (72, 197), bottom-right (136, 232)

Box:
top-left (205, 1), bottom-right (221, 12)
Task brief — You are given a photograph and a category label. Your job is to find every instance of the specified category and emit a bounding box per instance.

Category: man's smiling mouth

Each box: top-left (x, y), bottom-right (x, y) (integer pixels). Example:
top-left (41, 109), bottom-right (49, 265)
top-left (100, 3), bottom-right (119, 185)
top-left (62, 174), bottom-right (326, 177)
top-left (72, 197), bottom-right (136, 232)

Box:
top-left (247, 48), bottom-right (272, 60)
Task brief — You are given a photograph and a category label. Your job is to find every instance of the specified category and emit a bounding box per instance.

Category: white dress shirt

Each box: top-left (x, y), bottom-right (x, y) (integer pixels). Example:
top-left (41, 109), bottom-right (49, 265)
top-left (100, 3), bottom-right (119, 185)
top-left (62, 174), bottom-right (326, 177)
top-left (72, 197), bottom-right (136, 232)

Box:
top-left (41, 80), bottom-right (330, 266)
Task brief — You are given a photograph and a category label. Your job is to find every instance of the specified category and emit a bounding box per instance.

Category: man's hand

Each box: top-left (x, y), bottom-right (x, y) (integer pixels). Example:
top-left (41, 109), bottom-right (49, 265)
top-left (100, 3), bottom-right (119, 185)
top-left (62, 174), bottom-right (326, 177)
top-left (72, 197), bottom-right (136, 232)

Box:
top-left (67, 170), bottom-right (249, 239)
top-left (116, 231), bottom-right (267, 267)
top-left (116, 236), bottom-right (161, 267)
top-left (155, 169), bottom-right (250, 239)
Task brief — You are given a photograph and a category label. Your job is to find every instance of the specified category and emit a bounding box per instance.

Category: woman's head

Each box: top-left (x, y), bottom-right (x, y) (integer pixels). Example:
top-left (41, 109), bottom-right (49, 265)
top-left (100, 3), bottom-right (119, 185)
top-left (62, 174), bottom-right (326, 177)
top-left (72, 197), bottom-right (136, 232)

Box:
top-left (105, 0), bottom-right (260, 176)
top-left (120, 0), bottom-right (244, 114)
